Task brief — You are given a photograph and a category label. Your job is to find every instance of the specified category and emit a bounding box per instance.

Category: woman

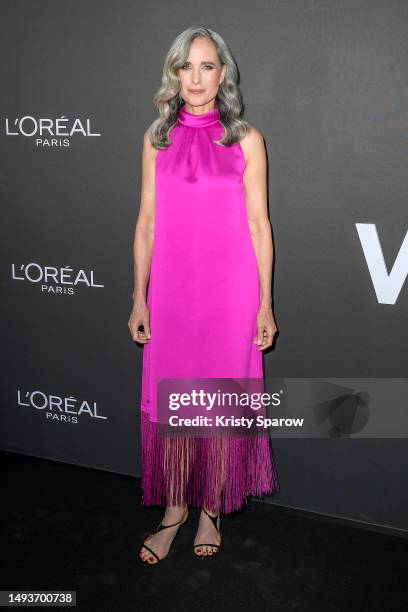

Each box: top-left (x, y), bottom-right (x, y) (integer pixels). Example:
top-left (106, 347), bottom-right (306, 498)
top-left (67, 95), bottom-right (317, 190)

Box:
top-left (128, 26), bottom-right (279, 565)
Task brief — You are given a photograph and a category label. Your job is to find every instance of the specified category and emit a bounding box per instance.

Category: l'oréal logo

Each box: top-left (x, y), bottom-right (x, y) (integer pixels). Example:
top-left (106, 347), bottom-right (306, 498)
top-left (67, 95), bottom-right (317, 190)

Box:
top-left (17, 389), bottom-right (108, 425)
top-left (5, 115), bottom-right (100, 147)
top-left (11, 262), bottom-right (104, 294)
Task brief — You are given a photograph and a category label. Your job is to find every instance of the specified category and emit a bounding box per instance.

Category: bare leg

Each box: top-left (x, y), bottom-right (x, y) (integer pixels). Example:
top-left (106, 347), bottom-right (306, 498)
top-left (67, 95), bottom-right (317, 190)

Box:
top-left (194, 437), bottom-right (225, 557)
top-left (163, 434), bottom-right (193, 507)
top-left (140, 435), bottom-right (191, 564)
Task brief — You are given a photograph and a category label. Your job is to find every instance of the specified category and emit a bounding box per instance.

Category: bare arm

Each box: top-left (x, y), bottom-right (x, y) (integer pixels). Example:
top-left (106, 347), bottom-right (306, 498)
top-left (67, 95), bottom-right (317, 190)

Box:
top-left (240, 126), bottom-right (277, 350)
top-left (128, 131), bottom-right (157, 344)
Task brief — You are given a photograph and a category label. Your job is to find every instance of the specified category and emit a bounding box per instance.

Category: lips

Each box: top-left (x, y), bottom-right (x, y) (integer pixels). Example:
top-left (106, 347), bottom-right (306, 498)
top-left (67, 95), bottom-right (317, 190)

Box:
top-left (189, 90), bottom-right (205, 94)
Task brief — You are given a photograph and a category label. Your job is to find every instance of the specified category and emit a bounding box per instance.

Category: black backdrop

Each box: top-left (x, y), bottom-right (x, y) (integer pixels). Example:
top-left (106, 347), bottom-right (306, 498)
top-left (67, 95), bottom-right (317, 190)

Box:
top-left (1, 0), bottom-right (407, 532)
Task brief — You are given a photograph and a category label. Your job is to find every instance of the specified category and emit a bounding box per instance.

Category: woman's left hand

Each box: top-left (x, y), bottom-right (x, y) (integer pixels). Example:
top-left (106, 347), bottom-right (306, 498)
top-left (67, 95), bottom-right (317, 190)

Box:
top-left (253, 305), bottom-right (277, 351)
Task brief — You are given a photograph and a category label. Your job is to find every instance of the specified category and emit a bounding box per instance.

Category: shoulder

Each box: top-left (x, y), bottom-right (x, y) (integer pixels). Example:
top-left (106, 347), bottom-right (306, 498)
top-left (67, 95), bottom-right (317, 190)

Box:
top-left (142, 129), bottom-right (160, 162)
top-left (239, 125), bottom-right (266, 165)
top-left (143, 129), bottom-right (155, 152)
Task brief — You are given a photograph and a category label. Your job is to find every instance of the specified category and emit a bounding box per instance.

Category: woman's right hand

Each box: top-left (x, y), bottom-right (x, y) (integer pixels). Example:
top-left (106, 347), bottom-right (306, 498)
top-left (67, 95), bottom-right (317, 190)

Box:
top-left (128, 299), bottom-right (151, 345)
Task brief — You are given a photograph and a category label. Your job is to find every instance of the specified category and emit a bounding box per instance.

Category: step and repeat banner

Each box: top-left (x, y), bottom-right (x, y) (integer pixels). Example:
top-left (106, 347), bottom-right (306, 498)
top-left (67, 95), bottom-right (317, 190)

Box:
top-left (1, 1), bottom-right (407, 531)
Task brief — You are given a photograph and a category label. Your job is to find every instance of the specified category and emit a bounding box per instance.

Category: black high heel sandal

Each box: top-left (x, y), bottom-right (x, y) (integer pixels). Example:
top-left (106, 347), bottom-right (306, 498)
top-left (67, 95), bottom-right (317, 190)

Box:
top-left (193, 508), bottom-right (222, 559)
top-left (138, 508), bottom-right (189, 566)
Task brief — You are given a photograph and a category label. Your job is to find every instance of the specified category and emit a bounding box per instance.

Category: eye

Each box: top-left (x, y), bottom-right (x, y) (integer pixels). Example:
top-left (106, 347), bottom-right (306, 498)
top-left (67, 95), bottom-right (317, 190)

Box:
top-left (180, 62), bottom-right (214, 70)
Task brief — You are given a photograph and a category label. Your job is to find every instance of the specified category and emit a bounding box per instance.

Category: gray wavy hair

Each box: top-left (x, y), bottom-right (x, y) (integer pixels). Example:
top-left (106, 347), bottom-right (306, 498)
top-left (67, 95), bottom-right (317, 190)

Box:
top-left (148, 26), bottom-right (249, 149)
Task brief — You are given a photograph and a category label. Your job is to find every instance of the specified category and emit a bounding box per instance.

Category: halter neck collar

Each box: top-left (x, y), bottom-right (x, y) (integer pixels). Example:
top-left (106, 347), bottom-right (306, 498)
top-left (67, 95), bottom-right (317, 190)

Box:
top-left (177, 104), bottom-right (220, 127)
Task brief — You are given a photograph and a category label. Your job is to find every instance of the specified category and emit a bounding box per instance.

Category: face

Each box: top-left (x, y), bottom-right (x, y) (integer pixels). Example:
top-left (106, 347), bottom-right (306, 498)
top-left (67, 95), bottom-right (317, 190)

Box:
top-left (178, 36), bottom-right (227, 112)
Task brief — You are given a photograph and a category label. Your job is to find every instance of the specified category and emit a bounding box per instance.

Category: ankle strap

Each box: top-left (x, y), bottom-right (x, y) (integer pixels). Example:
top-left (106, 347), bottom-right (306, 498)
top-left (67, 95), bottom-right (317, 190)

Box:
top-left (203, 508), bottom-right (220, 530)
top-left (155, 509), bottom-right (188, 532)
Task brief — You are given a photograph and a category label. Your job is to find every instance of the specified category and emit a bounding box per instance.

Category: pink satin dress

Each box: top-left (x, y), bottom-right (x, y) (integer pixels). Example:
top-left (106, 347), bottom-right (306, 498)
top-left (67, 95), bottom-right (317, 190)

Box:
top-left (140, 103), bottom-right (278, 513)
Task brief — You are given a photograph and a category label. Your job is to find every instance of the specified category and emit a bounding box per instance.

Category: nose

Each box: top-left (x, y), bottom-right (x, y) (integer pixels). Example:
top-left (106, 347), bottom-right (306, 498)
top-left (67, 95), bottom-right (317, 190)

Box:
top-left (191, 69), bottom-right (202, 84)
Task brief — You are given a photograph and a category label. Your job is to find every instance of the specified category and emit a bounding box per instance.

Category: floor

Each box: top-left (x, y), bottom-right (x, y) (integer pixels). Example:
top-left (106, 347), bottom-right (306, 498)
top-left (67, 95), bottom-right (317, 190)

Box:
top-left (2, 451), bottom-right (407, 611)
